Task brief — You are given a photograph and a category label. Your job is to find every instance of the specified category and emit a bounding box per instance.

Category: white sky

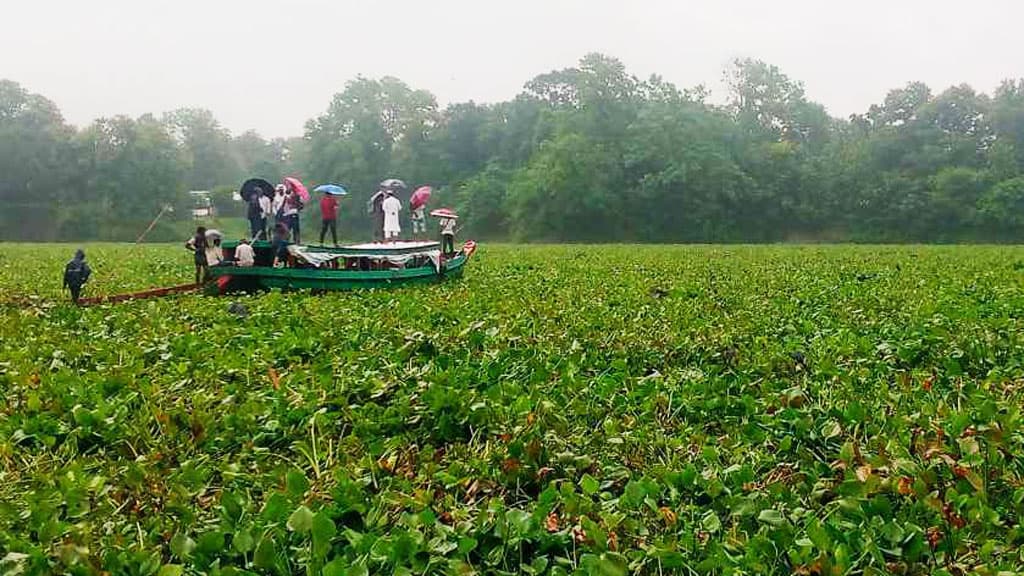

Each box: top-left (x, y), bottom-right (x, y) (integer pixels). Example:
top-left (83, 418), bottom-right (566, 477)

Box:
top-left (3, 0), bottom-right (1022, 138)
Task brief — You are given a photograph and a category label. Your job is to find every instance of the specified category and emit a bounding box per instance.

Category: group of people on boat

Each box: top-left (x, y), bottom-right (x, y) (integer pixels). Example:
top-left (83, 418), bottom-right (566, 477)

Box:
top-left (185, 227), bottom-right (257, 284)
top-left (246, 183), bottom-right (305, 244)
top-left (240, 176), bottom-right (458, 251)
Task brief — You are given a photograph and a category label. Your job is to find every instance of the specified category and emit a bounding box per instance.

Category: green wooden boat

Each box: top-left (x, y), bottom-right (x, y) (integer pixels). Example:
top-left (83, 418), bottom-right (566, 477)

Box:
top-left (207, 240), bottom-right (476, 294)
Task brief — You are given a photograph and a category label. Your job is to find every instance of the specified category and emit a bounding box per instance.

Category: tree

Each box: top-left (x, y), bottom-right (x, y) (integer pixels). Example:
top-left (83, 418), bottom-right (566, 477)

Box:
top-left (163, 108), bottom-right (237, 190)
top-left (71, 114), bottom-right (186, 240)
top-left (0, 80), bottom-right (76, 240)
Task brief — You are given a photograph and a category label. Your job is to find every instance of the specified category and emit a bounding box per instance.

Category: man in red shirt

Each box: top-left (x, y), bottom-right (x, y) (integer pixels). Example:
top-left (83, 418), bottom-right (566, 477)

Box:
top-left (319, 193), bottom-right (339, 246)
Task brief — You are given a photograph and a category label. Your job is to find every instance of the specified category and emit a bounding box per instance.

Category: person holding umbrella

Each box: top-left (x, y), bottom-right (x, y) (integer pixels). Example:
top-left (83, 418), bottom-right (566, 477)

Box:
top-left (246, 192), bottom-right (264, 240)
top-left (432, 208), bottom-right (459, 256)
top-left (239, 178), bottom-right (274, 240)
top-left (410, 186), bottom-right (431, 237)
top-left (382, 190), bottom-right (402, 241)
top-left (281, 188), bottom-right (303, 244)
top-left (185, 226), bottom-right (209, 284)
top-left (319, 190), bottom-right (339, 246)
top-left (315, 184), bottom-right (347, 246)
top-left (282, 177), bottom-right (310, 244)
top-left (368, 189), bottom-right (386, 242)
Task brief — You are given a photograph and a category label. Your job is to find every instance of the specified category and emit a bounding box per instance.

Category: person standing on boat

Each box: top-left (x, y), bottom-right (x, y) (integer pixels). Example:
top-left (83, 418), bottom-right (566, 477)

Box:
top-left (235, 238), bottom-right (255, 267)
top-left (271, 221), bottom-right (291, 267)
top-left (382, 190), bottom-right (402, 241)
top-left (282, 188), bottom-right (303, 244)
top-left (63, 249), bottom-right (91, 304)
top-left (258, 192), bottom-right (272, 240)
top-left (246, 193), bottom-right (264, 241)
top-left (411, 204), bottom-right (426, 237)
top-left (368, 189), bottom-right (386, 242)
top-left (439, 214), bottom-right (457, 256)
top-left (272, 185), bottom-right (287, 227)
top-left (185, 226), bottom-right (209, 284)
top-left (319, 191), bottom-right (339, 246)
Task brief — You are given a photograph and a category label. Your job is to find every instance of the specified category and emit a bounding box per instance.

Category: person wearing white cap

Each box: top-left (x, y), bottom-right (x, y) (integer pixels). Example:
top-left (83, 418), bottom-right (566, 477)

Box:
top-left (272, 185), bottom-right (287, 227)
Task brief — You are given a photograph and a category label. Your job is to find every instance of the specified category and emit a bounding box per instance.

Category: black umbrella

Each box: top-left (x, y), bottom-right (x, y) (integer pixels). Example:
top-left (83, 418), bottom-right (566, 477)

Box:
top-left (239, 178), bottom-right (275, 201)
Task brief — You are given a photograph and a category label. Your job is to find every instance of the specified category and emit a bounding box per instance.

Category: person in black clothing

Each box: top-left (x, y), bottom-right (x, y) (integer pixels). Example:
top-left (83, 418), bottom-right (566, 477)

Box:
top-left (271, 221), bottom-right (291, 267)
top-left (368, 190), bottom-right (386, 242)
top-left (63, 249), bottom-right (91, 304)
top-left (246, 194), bottom-right (265, 240)
top-left (185, 226), bottom-right (209, 284)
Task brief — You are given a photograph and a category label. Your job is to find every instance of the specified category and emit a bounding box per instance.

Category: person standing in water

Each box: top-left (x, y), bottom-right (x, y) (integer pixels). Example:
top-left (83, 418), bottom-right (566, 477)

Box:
top-left (63, 249), bottom-right (91, 304)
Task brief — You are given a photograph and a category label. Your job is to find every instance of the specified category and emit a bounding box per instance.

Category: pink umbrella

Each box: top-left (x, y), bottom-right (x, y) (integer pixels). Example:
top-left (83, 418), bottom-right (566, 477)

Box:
top-left (283, 177), bottom-right (309, 203)
top-left (429, 208), bottom-right (458, 219)
top-left (410, 186), bottom-right (432, 210)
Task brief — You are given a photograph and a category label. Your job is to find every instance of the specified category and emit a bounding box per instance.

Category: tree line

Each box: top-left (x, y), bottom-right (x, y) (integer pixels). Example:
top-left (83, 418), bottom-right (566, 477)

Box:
top-left (4, 54), bottom-right (1024, 243)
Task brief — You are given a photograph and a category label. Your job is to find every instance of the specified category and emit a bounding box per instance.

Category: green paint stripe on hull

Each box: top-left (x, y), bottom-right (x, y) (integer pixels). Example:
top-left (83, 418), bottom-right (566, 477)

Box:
top-left (207, 253), bottom-right (469, 292)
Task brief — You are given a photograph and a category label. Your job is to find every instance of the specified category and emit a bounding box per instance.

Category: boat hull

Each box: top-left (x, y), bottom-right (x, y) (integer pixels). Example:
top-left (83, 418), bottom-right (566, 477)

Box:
top-left (207, 251), bottom-right (470, 294)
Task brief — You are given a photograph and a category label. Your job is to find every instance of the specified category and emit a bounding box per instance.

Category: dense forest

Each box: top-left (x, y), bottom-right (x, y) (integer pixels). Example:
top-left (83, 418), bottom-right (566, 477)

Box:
top-left (4, 54), bottom-right (1024, 243)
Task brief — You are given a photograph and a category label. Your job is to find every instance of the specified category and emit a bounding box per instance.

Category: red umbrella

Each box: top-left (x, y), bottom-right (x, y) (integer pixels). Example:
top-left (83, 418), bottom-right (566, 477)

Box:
top-left (283, 177), bottom-right (309, 203)
top-left (429, 208), bottom-right (458, 219)
top-left (410, 186), bottom-right (432, 210)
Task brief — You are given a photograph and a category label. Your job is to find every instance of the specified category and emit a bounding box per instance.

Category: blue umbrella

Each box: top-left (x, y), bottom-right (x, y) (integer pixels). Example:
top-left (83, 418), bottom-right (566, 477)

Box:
top-left (314, 184), bottom-right (348, 196)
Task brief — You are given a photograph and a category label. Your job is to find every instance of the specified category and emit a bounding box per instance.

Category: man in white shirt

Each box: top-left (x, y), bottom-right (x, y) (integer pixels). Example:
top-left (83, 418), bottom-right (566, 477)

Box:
top-left (271, 186), bottom-right (286, 225)
top-left (439, 215), bottom-right (457, 255)
top-left (258, 194), bottom-right (273, 240)
top-left (235, 239), bottom-right (255, 267)
top-left (382, 191), bottom-right (402, 240)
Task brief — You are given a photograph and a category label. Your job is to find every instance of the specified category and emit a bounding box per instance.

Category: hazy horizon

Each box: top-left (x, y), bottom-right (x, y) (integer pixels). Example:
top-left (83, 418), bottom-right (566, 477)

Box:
top-left (4, 0), bottom-right (1023, 139)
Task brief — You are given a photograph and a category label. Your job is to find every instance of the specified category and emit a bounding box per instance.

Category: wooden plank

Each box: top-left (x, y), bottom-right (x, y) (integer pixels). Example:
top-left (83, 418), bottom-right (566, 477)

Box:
top-left (78, 283), bottom-right (202, 306)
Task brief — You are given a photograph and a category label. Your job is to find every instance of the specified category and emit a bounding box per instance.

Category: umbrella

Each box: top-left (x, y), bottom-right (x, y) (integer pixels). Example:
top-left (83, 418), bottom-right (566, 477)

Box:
top-left (430, 208), bottom-right (458, 220)
top-left (239, 178), bottom-right (274, 201)
top-left (314, 184), bottom-right (348, 196)
top-left (205, 229), bottom-right (223, 240)
top-left (410, 186), bottom-right (432, 210)
top-left (380, 178), bottom-right (407, 191)
top-left (283, 177), bottom-right (310, 203)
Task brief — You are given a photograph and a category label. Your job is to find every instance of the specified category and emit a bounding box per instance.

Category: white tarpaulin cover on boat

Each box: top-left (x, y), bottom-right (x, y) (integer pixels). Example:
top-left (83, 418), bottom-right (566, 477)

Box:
top-left (289, 245), bottom-right (442, 271)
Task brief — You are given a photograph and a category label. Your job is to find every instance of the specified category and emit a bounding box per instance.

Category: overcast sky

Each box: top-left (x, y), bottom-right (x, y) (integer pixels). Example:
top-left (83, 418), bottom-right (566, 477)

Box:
top-left (3, 0), bottom-right (1022, 138)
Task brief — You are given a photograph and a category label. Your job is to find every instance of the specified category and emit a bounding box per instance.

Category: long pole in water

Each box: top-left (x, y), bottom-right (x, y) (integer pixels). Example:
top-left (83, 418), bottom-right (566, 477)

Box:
top-left (135, 205), bottom-right (171, 244)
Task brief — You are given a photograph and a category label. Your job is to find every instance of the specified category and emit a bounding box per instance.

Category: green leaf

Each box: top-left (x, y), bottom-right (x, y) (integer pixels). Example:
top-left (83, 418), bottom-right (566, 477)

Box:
top-left (323, 558), bottom-right (357, 576)
top-left (311, 512), bottom-right (337, 557)
top-left (253, 538), bottom-right (277, 570)
top-left (286, 469), bottom-right (310, 497)
top-left (260, 493), bottom-right (290, 522)
top-left (157, 565), bottom-right (183, 576)
top-left (580, 474), bottom-right (600, 495)
top-left (195, 531), bottom-right (224, 555)
top-left (596, 552), bottom-right (628, 576)
top-left (457, 536), bottom-right (478, 555)
top-left (757, 509), bottom-right (786, 527)
top-left (169, 533), bottom-right (195, 560)
top-left (233, 528), bottom-right (255, 554)
top-left (701, 510), bottom-right (721, 533)
top-left (620, 480), bottom-right (645, 509)
top-left (287, 505), bottom-right (315, 533)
